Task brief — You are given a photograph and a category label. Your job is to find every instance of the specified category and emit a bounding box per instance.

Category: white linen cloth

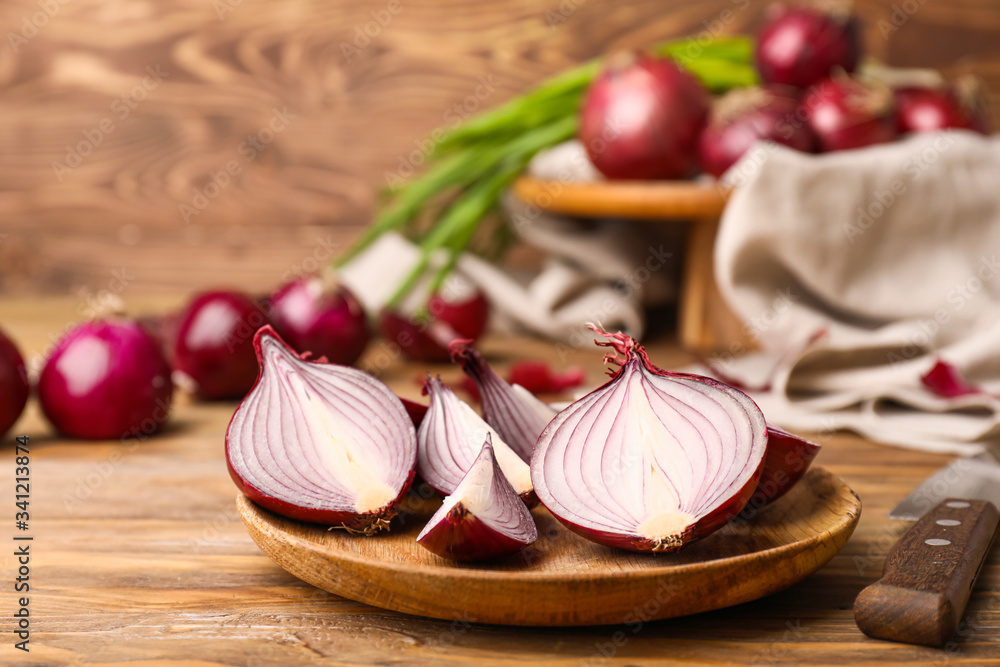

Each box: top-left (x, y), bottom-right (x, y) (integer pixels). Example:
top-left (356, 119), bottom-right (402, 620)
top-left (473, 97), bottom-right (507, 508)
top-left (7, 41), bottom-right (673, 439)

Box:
top-left (710, 130), bottom-right (1000, 454)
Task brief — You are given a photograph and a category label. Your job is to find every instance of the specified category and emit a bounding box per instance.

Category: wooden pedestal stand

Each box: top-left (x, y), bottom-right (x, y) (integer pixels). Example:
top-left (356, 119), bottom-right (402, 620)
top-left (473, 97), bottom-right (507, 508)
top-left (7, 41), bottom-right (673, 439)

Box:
top-left (511, 177), bottom-right (749, 351)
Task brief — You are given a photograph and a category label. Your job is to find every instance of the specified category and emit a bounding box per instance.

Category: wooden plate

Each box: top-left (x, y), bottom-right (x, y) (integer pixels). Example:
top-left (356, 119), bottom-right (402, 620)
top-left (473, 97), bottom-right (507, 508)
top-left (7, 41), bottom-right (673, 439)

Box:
top-left (511, 176), bottom-right (730, 221)
top-left (238, 466), bottom-right (860, 626)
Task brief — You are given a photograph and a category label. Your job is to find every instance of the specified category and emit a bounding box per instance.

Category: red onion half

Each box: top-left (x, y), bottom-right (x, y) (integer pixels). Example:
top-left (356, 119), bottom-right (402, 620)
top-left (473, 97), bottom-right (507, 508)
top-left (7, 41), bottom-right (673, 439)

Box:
top-left (531, 327), bottom-right (768, 552)
top-left (0, 327), bottom-right (29, 438)
top-left (804, 75), bottom-right (898, 152)
top-left (450, 341), bottom-right (557, 463)
top-left (698, 87), bottom-right (815, 177)
top-left (418, 375), bottom-right (534, 503)
top-left (38, 319), bottom-right (173, 440)
top-left (755, 4), bottom-right (859, 89)
top-left (226, 326), bottom-right (417, 532)
top-left (268, 276), bottom-right (371, 366)
top-left (174, 290), bottom-right (271, 400)
top-left (381, 289), bottom-right (490, 363)
top-left (417, 434), bottom-right (538, 561)
top-left (579, 52), bottom-right (709, 180)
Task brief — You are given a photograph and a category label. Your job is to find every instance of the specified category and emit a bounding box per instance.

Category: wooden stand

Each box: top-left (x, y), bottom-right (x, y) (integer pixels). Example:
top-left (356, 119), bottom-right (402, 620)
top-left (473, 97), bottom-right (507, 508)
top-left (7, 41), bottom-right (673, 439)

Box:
top-left (512, 177), bottom-right (751, 352)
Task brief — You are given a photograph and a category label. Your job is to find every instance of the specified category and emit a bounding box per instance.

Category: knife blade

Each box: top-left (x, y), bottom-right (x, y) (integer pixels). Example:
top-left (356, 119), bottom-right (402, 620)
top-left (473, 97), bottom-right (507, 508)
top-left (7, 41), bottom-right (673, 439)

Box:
top-left (854, 451), bottom-right (1000, 647)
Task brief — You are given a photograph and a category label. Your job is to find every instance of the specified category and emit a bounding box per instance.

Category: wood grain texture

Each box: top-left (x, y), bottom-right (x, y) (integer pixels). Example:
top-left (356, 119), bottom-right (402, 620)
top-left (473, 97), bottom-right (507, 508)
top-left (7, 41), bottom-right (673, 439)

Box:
top-left (237, 467), bottom-right (860, 626)
top-left (0, 0), bottom-right (998, 300)
top-left (854, 499), bottom-right (1000, 647)
top-left (0, 296), bottom-right (999, 665)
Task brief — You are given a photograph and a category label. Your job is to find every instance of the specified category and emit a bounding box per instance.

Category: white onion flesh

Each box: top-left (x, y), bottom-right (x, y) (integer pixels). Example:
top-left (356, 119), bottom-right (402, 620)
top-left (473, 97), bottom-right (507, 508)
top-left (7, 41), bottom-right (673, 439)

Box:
top-left (418, 376), bottom-right (533, 499)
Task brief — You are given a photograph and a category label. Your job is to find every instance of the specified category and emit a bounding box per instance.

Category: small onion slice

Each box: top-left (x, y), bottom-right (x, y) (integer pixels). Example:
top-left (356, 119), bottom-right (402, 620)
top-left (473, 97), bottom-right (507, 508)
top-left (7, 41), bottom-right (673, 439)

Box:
top-left (418, 375), bottom-right (535, 504)
top-left (417, 434), bottom-right (538, 561)
top-left (745, 425), bottom-right (821, 513)
top-left (226, 326), bottom-right (417, 533)
top-left (450, 341), bottom-right (556, 463)
top-left (531, 327), bottom-right (768, 553)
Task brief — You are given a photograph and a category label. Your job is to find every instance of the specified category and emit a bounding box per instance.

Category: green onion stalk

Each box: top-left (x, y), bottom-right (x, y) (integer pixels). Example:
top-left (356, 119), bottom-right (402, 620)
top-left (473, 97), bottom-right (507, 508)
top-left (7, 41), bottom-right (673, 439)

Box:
top-left (334, 35), bottom-right (757, 312)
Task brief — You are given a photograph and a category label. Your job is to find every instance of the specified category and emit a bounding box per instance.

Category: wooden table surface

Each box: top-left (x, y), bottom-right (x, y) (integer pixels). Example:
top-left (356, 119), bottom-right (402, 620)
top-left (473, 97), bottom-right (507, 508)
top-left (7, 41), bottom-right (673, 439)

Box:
top-left (1, 296), bottom-right (998, 666)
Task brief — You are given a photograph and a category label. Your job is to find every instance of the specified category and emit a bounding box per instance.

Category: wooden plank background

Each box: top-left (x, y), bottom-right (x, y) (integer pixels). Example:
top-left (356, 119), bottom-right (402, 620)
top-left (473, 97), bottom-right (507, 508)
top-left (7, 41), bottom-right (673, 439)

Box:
top-left (0, 0), bottom-right (997, 298)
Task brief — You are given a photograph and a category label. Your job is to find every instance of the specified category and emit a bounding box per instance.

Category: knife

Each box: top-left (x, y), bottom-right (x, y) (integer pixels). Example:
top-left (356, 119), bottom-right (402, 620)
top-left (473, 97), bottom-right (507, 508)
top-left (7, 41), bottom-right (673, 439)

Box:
top-left (854, 451), bottom-right (1000, 647)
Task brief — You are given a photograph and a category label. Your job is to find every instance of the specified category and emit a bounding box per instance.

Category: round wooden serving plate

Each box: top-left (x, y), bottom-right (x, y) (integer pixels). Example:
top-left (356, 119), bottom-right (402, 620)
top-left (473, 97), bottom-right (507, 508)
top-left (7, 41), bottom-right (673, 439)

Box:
top-left (511, 176), bottom-right (730, 220)
top-left (238, 467), bottom-right (860, 626)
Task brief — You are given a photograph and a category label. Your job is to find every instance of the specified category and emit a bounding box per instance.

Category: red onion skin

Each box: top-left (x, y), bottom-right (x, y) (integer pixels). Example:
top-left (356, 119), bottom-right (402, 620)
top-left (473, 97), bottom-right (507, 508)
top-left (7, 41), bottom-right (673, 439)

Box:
top-left (268, 278), bottom-right (371, 366)
top-left (921, 360), bottom-right (982, 399)
top-left (417, 505), bottom-right (529, 561)
top-left (380, 291), bottom-right (490, 363)
top-left (430, 291), bottom-right (489, 341)
top-left (804, 77), bottom-right (898, 152)
top-left (229, 464), bottom-right (414, 531)
top-left (580, 52), bottom-right (710, 180)
top-left (0, 328), bottom-right (29, 437)
top-left (174, 291), bottom-right (270, 400)
top-left (508, 361), bottom-right (585, 395)
top-left (225, 325), bottom-right (416, 530)
top-left (745, 426), bottom-right (820, 510)
top-left (698, 88), bottom-right (816, 177)
top-left (755, 5), bottom-right (859, 89)
top-left (893, 87), bottom-right (985, 135)
top-left (38, 320), bottom-right (173, 440)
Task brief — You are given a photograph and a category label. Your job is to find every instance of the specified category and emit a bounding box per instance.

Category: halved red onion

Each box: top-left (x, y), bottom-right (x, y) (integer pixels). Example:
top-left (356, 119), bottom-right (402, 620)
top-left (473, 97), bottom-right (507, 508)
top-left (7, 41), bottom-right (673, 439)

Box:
top-left (531, 326), bottom-right (768, 552)
top-left (745, 425), bottom-right (821, 511)
top-left (450, 341), bottom-right (556, 463)
top-left (418, 375), bottom-right (534, 503)
top-left (417, 434), bottom-right (538, 561)
top-left (226, 326), bottom-right (417, 533)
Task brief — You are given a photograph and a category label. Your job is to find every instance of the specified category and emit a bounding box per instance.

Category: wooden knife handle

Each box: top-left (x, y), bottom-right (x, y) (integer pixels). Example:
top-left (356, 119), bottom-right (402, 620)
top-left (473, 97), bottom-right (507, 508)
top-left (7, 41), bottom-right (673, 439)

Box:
top-left (854, 498), bottom-right (999, 647)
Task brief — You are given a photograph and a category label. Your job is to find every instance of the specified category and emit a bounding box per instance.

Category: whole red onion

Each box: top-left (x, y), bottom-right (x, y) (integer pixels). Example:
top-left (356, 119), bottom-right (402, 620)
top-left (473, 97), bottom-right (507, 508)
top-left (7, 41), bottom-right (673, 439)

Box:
top-left (804, 76), bottom-right (898, 152)
top-left (38, 319), bottom-right (173, 440)
top-left (268, 276), bottom-right (371, 366)
top-left (0, 327), bottom-right (29, 438)
top-left (579, 52), bottom-right (710, 180)
top-left (698, 87), bottom-right (815, 177)
top-left (755, 4), bottom-right (860, 89)
top-left (173, 290), bottom-right (270, 400)
top-left (380, 289), bottom-right (490, 362)
top-left (894, 86), bottom-right (987, 135)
